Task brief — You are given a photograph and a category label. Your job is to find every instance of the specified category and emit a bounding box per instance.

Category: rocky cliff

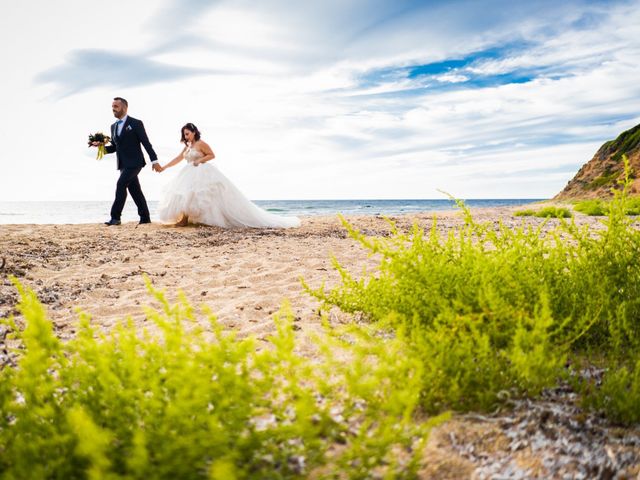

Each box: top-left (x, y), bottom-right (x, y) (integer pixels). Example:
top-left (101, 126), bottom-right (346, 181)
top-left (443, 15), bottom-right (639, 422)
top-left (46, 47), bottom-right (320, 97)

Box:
top-left (554, 123), bottom-right (640, 200)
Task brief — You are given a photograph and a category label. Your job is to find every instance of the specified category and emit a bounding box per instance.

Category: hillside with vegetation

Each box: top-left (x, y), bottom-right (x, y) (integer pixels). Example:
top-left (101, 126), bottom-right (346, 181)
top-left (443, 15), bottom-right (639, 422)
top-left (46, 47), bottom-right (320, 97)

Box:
top-left (555, 123), bottom-right (640, 199)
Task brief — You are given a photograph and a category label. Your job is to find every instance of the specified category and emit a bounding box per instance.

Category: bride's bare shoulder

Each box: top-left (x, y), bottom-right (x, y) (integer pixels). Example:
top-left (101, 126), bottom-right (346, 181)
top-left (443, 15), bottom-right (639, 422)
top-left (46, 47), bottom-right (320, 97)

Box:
top-left (195, 139), bottom-right (214, 154)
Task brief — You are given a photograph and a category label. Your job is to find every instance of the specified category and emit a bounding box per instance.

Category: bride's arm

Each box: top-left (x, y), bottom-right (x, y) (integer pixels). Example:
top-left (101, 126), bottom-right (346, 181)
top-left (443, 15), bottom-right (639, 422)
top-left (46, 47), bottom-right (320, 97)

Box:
top-left (194, 141), bottom-right (215, 165)
top-left (160, 147), bottom-right (187, 170)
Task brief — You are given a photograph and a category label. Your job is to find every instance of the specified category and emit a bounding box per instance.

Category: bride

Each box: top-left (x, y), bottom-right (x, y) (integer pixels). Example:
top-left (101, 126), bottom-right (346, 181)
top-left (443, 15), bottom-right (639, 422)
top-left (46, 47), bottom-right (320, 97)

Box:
top-left (157, 123), bottom-right (300, 228)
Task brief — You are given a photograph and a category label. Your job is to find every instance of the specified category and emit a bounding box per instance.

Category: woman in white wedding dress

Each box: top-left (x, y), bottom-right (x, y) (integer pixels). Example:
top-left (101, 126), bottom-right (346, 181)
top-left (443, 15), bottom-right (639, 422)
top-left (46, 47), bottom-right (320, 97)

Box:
top-left (157, 123), bottom-right (300, 228)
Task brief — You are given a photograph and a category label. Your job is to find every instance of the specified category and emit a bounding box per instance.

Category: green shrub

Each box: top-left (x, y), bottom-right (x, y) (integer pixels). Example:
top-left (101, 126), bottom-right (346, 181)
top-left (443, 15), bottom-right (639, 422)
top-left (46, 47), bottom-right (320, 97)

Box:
top-left (0, 279), bottom-right (433, 479)
top-left (625, 197), bottom-right (640, 215)
top-left (402, 300), bottom-right (565, 413)
top-left (584, 359), bottom-right (640, 424)
top-left (573, 199), bottom-right (607, 216)
top-left (514, 206), bottom-right (572, 218)
top-left (609, 124), bottom-right (640, 162)
top-left (307, 156), bottom-right (640, 422)
top-left (307, 212), bottom-right (571, 412)
top-left (575, 197), bottom-right (640, 216)
top-left (588, 172), bottom-right (619, 190)
top-left (513, 208), bottom-right (536, 216)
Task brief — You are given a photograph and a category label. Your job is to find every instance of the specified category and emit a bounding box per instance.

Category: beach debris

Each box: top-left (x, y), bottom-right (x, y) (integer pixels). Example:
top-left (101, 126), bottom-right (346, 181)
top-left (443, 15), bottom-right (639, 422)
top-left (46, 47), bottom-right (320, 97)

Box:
top-left (448, 376), bottom-right (640, 479)
top-left (0, 324), bottom-right (16, 369)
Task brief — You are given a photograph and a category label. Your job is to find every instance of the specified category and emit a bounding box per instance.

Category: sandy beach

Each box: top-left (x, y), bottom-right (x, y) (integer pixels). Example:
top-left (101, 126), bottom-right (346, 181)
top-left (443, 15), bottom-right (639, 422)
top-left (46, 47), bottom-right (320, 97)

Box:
top-left (0, 206), bottom-right (580, 339)
top-left (2, 207), bottom-right (638, 478)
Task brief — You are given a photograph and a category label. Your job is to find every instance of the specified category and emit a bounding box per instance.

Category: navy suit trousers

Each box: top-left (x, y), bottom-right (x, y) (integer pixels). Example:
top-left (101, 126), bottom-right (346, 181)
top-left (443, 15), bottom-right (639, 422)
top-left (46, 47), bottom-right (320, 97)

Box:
top-left (110, 167), bottom-right (150, 221)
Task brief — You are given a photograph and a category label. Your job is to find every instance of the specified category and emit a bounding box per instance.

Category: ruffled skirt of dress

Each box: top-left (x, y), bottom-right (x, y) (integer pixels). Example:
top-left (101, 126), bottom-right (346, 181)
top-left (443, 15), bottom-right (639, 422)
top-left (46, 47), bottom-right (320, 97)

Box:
top-left (157, 163), bottom-right (301, 228)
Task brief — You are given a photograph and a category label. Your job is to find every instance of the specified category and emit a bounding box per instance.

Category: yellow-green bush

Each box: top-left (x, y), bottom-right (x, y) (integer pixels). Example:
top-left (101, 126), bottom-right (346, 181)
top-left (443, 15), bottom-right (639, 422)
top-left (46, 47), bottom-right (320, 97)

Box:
top-left (0, 280), bottom-right (434, 479)
top-left (574, 197), bottom-right (640, 216)
top-left (307, 157), bottom-right (640, 421)
top-left (583, 358), bottom-right (640, 424)
top-left (573, 199), bottom-right (608, 216)
top-left (514, 206), bottom-right (572, 218)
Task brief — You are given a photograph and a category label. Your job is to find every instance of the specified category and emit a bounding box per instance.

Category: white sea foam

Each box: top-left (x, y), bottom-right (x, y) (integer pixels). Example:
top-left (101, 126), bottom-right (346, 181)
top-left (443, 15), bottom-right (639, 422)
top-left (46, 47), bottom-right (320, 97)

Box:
top-left (0, 199), bottom-right (542, 224)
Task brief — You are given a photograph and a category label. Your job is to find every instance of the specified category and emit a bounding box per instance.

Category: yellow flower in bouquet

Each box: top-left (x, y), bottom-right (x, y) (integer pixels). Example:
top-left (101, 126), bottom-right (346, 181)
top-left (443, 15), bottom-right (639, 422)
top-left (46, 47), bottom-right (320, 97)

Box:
top-left (87, 132), bottom-right (111, 160)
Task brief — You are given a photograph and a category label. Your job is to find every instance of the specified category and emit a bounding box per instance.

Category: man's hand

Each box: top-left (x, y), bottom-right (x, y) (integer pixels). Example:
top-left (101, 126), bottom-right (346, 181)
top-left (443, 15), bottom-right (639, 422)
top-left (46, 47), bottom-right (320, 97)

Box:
top-left (152, 163), bottom-right (163, 172)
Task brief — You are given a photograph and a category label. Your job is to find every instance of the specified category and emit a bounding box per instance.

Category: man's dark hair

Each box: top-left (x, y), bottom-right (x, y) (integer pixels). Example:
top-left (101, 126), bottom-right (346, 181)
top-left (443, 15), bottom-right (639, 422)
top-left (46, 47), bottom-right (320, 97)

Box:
top-left (113, 97), bottom-right (128, 107)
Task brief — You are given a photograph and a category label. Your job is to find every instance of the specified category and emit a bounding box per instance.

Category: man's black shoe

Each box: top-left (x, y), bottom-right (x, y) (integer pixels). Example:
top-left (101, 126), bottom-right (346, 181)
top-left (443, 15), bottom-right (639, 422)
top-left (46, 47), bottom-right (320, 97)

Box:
top-left (104, 219), bottom-right (121, 226)
top-left (139, 218), bottom-right (152, 225)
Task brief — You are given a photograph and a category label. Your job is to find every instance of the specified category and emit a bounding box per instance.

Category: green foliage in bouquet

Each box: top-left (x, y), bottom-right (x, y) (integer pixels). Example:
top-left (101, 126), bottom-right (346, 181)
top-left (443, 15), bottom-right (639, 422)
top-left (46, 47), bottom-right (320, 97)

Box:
top-left (0, 279), bottom-right (436, 479)
top-left (307, 156), bottom-right (640, 422)
top-left (88, 132), bottom-right (111, 160)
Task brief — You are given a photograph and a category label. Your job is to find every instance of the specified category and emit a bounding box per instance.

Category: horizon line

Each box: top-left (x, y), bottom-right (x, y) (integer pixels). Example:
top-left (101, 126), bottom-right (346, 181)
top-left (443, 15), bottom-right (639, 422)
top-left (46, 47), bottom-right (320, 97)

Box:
top-left (0, 197), bottom-right (549, 203)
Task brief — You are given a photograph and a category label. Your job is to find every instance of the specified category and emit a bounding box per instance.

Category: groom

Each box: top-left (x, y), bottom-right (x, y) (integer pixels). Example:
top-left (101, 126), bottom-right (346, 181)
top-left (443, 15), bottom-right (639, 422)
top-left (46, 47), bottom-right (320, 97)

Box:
top-left (102, 97), bottom-right (161, 225)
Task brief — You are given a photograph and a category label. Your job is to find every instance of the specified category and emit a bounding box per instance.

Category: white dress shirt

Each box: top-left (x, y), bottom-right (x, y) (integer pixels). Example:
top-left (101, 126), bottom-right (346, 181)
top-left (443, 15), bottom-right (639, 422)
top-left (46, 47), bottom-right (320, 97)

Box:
top-left (115, 115), bottom-right (127, 136)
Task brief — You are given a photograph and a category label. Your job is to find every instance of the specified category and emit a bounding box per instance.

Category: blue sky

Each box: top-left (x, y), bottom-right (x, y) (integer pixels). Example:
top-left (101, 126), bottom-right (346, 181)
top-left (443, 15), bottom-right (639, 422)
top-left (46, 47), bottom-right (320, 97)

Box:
top-left (1, 0), bottom-right (639, 200)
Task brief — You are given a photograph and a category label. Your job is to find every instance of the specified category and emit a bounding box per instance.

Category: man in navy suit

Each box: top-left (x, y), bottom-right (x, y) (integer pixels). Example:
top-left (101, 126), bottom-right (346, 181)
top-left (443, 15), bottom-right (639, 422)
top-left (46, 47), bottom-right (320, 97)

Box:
top-left (102, 97), bottom-right (160, 225)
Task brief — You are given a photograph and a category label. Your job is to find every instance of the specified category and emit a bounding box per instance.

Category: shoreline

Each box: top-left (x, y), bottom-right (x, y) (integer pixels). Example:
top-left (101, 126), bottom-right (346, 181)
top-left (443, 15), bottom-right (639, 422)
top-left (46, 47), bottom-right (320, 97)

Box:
top-left (0, 199), bottom-right (547, 226)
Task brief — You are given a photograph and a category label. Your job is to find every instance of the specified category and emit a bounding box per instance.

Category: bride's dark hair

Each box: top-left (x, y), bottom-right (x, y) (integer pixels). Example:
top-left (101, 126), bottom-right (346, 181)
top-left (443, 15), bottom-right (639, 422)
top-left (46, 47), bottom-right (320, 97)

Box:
top-left (181, 123), bottom-right (201, 144)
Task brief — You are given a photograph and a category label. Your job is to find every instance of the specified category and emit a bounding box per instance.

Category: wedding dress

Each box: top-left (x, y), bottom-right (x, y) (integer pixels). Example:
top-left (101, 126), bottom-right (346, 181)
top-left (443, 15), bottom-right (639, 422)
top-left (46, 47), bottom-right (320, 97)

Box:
top-left (157, 147), bottom-right (300, 228)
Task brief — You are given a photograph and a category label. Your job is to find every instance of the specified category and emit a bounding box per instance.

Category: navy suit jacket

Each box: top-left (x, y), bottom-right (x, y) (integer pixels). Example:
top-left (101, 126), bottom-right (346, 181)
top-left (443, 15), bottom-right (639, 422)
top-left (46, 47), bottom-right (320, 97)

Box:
top-left (105, 116), bottom-right (158, 170)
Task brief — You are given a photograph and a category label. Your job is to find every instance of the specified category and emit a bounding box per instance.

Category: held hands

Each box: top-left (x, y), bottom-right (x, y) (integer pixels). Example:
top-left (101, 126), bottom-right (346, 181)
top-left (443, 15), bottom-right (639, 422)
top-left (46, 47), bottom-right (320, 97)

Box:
top-left (152, 163), bottom-right (163, 173)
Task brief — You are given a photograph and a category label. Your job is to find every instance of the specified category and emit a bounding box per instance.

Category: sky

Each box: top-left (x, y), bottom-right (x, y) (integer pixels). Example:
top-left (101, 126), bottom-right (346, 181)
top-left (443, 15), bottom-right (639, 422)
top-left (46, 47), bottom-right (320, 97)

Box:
top-left (1, 0), bottom-right (640, 201)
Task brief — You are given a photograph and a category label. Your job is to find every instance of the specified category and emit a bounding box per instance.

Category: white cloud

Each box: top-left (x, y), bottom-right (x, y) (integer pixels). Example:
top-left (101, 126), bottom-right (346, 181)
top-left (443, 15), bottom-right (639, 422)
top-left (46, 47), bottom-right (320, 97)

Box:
top-left (1, 0), bottom-right (640, 204)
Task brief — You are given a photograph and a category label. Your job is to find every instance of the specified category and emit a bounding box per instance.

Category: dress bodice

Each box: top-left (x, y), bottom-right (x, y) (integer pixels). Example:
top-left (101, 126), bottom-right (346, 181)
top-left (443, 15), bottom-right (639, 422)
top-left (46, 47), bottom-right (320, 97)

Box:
top-left (185, 147), bottom-right (204, 165)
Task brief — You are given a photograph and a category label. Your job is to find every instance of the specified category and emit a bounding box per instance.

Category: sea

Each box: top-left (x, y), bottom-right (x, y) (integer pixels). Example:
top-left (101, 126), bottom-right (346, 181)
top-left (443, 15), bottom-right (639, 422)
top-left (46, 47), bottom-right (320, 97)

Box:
top-left (0, 199), bottom-right (543, 225)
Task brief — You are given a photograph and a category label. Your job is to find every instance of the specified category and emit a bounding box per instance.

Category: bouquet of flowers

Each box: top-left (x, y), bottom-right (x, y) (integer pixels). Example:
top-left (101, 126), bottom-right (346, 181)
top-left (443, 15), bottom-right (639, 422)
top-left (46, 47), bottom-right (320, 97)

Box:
top-left (87, 132), bottom-right (111, 160)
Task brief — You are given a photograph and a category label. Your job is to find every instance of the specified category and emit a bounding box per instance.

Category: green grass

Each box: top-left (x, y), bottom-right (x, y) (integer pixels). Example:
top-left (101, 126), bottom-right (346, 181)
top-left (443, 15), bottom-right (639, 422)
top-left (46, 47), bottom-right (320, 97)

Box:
top-left (604, 123), bottom-right (640, 162)
top-left (573, 199), bottom-right (608, 216)
top-left (588, 172), bottom-right (619, 190)
top-left (574, 197), bottom-right (640, 216)
top-left (307, 156), bottom-right (640, 422)
top-left (0, 280), bottom-right (437, 479)
top-left (514, 206), bottom-right (573, 218)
